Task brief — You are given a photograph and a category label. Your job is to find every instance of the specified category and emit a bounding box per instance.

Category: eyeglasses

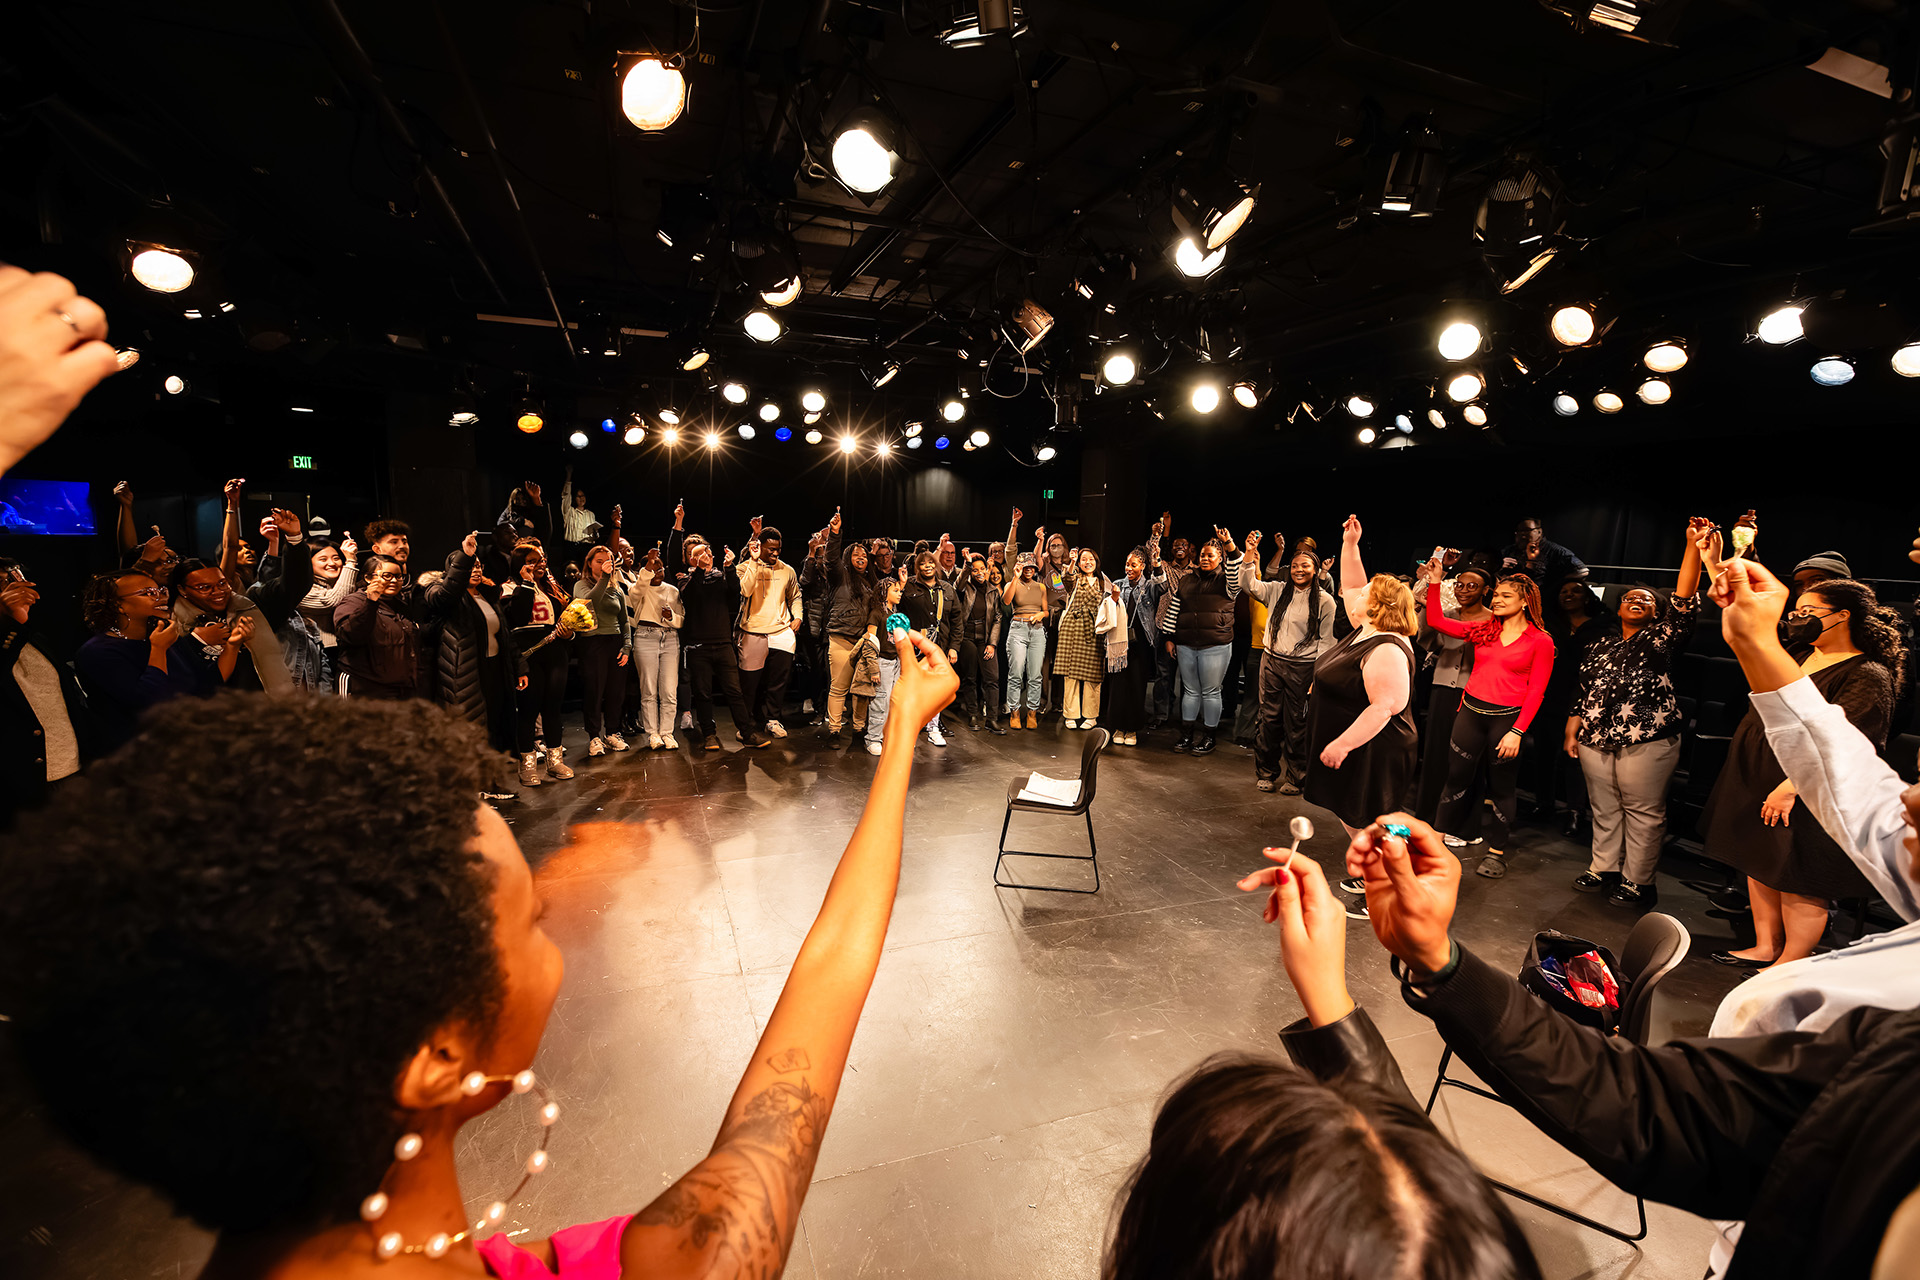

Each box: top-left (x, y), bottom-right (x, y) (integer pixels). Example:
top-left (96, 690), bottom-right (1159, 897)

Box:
top-left (1788, 605), bottom-right (1836, 619)
top-left (371, 572), bottom-right (407, 583)
top-left (118, 586), bottom-right (169, 600)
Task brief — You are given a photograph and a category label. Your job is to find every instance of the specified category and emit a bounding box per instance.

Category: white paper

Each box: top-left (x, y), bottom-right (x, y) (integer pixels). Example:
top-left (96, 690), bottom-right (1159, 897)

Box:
top-left (1016, 771), bottom-right (1082, 806)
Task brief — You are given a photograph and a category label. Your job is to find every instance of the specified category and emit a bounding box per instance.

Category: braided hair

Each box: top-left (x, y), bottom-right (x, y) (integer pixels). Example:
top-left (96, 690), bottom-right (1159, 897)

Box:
top-left (1464, 574), bottom-right (1546, 644)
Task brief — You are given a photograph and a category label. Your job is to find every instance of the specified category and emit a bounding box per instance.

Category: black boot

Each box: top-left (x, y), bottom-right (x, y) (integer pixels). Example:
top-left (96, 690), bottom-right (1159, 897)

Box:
top-left (1192, 728), bottom-right (1218, 756)
top-left (1173, 721), bottom-right (1195, 753)
top-left (988, 711), bottom-right (1007, 735)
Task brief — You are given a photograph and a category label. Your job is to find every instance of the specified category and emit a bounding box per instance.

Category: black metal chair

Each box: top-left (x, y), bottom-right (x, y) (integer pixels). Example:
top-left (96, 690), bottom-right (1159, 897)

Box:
top-left (993, 727), bottom-right (1108, 894)
top-left (1424, 912), bottom-right (1692, 1244)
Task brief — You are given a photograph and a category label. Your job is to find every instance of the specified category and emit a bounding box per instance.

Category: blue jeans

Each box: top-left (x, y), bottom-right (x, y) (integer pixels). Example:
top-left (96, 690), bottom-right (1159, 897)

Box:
top-left (1177, 642), bottom-right (1233, 727)
top-left (865, 655), bottom-right (899, 746)
top-left (1004, 620), bottom-right (1047, 711)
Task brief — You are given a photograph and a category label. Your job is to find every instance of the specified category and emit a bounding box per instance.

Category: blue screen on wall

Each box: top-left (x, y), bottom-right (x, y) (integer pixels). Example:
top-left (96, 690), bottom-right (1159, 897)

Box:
top-left (0, 479), bottom-right (96, 536)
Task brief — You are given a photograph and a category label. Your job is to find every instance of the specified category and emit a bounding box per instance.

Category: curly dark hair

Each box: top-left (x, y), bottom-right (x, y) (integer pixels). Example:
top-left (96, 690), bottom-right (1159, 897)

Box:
top-left (363, 518), bottom-right (411, 546)
top-left (0, 696), bottom-right (508, 1233)
top-left (1107, 1053), bottom-right (1540, 1280)
top-left (1465, 574), bottom-right (1546, 643)
top-left (79, 569), bottom-right (160, 633)
top-left (1801, 578), bottom-right (1908, 691)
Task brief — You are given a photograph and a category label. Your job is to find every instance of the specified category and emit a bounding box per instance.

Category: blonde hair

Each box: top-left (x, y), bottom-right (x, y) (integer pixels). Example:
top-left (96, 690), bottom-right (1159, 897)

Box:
top-left (1366, 574), bottom-right (1417, 636)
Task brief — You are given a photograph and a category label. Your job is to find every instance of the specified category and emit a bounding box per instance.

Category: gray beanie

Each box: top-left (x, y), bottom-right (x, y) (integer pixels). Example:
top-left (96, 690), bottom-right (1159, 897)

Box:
top-left (1791, 551), bottom-right (1851, 581)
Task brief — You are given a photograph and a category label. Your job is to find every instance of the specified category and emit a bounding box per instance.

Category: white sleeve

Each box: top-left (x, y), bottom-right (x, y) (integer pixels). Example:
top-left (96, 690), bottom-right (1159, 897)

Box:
top-left (1752, 676), bottom-right (1920, 922)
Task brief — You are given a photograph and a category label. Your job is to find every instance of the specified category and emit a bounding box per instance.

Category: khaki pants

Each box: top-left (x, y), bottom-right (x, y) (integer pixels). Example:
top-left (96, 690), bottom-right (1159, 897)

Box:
top-left (1063, 677), bottom-right (1101, 721)
top-left (826, 634), bottom-right (870, 734)
top-left (1579, 737), bottom-right (1681, 886)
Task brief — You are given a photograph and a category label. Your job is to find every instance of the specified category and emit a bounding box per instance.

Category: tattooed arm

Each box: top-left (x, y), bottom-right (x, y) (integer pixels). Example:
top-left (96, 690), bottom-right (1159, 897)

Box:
top-left (622, 629), bottom-right (959, 1279)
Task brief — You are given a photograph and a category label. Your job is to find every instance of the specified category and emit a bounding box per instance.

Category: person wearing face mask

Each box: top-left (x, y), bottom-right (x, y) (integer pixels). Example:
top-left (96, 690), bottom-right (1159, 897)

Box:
top-left (1563, 520), bottom-right (1705, 909)
top-left (1411, 555), bottom-right (1492, 830)
top-left (956, 554), bottom-right (1010, 734)
top-left (75, 569), bottom-right (227, 751)
top-left (1244, 533), bottom-right (1339, 794)
top-left (1002, 552), bottom-right (1050, 730)
top-left (1158, 526), bottom-right (1245, 756)
top-left (1105, 543), bottom-right (1166, 746)
top-left (1698, 526), bottom-right (1905, 969)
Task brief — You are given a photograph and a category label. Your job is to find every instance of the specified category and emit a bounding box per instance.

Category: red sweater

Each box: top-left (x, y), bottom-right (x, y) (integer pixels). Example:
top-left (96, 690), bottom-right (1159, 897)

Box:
top-left (1424, 582), bottom-right (1556, 731)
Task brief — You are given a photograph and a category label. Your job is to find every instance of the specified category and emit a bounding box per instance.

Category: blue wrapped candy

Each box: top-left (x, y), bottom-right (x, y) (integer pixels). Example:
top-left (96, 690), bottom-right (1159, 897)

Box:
top-left (1384, 822), bottom-right (1411, 841)
top-left (885, 612), bottom-right (911, 641)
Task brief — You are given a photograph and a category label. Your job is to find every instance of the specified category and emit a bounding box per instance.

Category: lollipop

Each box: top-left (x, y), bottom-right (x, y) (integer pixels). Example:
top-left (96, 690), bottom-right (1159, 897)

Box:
top-left (1730, 509), bottom-right (1758, 559)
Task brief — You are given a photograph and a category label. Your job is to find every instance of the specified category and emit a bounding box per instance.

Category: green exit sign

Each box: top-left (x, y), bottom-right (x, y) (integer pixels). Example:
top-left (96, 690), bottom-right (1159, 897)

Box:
top-left (289, 455), bottom-right (315, 470)
top-left (1042, 489), bottom-right (1054, 499)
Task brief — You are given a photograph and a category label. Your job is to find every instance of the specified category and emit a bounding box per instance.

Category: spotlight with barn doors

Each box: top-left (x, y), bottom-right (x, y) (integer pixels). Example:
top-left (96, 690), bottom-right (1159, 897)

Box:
top-left (1173, 237), bottom-right (1227, 279)
top-left (1345, 394), bottom-right (1376, 418)
top-left (1379, 113), bottom-right (1446, 215)
top-left (774, 426), bottom-right (793, 442)
top-left (941, 398), bottom-right (967, 423)
top-left (760, 276), bottom-right (803, 308)
top-left (1445, 371), bottom-right (1484, 403)
top-left (1426, 408), bottom-right (1447, 429)
top-left (1549, 303), bottom-right (1597, 347)
top-left (1191, 382), bottom-right (1220, 414)
top-left (830, 108), bottom-right (902, 197)
top-left (903, 420), bottom-right (924, 438)
top-left (1100, 349), bottom-right (1138, 385)
top-left (1232, 381), bottom-right (1261, 409)
top-left (1004, 299), bottom-right (1054, 353)
top-left (676, 339), bottom-right (711, 372)
top-left (1756, 303), bottom-right (1806, 345)
top-left (623, 425), bottom-right (645, 445)
top-left (906, 435), bottom-right (923, 449)
top-left (620, 56), bottom-right (687, 132)
top-left (1810, 356), bottom-right (1855, 387)
top-left (838, 433), bottom-right (858, 454)
top-left (738, 423), bottom-right (756, 440)
top-left (759, 403), bottom-right (781, 423)
top-left (969, 428), bottom-right (991, 448)
top-left (657, 405), bottom-right (682, 426)
top-left (568, 430), bottom-right (590, 450)
top-left (1463, 404), bottom-right (1488, 426)
top-left (704, 431), bottom-right (722, 450)
top-left (1643, 340), bottom-right (1688, 373)
top-left (722, 381), bottom-right (749, 404)
top-left (1033, 439), bottom-right (1058, 462)
top-left (1552, 392), bottom-right (1579, 416)
top-left (865, 358), bottom-right (901, 388)
top-left (801, 389), bottom-right (827, 414)
top-left (1894, 343), bottom-right (1920, 378)
top-left (164, 374), bottom-right (189, 395)
top-left (743, 310), bottom-right (782, 342)
top-left (1357, 426), bottom-right (1377, 444)
top-left (1171, 165), bottom-right (1259, 251)
top-left (1593, 390), bottom-right (1623, 414)
top-left (940, 3), bottom-right (1027, 45)
top-left (127, 242), bottom-right (195, 293)
top-left (1394, 413), bottom-right (1414, 433)
top-left (1637, 378), bottom-right (1672, 404)
top-left (804, 429), bottom-right (824, 445)
top-left (1437, 321), bottom-right (1482, 361)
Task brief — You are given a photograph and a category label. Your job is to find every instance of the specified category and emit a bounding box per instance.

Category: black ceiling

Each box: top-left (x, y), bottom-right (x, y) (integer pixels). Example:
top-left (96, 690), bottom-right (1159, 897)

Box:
top-left (5, 0), bottom-right (1918, 453)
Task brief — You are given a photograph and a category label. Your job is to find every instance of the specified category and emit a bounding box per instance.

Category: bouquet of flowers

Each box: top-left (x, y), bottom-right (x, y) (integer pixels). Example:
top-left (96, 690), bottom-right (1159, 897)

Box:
top-left (558, 599), bottom-right (596, 633)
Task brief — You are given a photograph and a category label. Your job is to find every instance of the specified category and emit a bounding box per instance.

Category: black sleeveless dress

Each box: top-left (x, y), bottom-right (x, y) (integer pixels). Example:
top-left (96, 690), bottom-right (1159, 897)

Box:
top-left (1304, 628), bottom-right (1419, 829)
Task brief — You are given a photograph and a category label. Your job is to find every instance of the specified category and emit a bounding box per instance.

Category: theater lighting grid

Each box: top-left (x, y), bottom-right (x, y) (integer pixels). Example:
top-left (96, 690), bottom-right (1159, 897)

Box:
top-left (1637, 378), bottom-right (1672, 404)
top-left (1436, 321), bottom-right (1482, 360)
top-left (760, 276), bottom-right (802, 308)
top-left (830, 111), bottom-right (900, 195)
top-left (621, 57), bottom-right (686, 132)
top-left (722, 381), bottom-right (749, 404)
top-left (1809, 356), bottom-right (1855, 386)
top-left (129, 244), bottom-right (195, 292)
top-left (743, 310), bottom-right (783, 342)
top-left (1643, 340), bottom-right (1688, 372)
top-left (1549, 304), bottom-right (1597, 347)
top-left (1593, 390), bottom-right (1624, 413)
top-left (679, 344), bottom-right (710, 371)
top-left (1756, 303), bottom-right (1806, 345)
top-left (1171, 167), bottom-right (1259, 250)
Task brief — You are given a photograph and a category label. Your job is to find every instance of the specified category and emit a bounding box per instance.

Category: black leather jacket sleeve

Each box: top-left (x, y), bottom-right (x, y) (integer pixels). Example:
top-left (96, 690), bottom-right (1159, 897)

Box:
top-left (1276, 1008), bottom-right (1415, 1101)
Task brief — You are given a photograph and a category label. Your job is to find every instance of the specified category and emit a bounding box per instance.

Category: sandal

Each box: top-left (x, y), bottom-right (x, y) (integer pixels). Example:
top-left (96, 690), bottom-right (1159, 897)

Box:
top-left (1475, 854), bottom-right (1507, 879)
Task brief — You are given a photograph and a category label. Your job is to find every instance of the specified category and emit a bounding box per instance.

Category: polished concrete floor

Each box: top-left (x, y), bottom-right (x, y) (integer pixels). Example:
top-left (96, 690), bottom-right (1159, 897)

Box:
top-left (2, 708), bottom-right (1762, 1280)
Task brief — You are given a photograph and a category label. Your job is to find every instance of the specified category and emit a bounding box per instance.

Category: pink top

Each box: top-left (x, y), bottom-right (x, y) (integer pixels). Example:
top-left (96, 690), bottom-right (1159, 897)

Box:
top-left (478, 1214), bottom-right (632, 1279)
top-left (1423, 582), bottom-right (1555, 731)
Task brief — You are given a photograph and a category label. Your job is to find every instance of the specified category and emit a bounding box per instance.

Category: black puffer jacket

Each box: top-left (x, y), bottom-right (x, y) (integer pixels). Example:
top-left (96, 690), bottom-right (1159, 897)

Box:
top-left (435, 555), bottom-right (520, 745)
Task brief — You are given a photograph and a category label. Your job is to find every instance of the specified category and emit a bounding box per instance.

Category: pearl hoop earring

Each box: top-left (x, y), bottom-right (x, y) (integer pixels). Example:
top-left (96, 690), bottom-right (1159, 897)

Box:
top-left (360, 1069), bottom-right (560, 1261)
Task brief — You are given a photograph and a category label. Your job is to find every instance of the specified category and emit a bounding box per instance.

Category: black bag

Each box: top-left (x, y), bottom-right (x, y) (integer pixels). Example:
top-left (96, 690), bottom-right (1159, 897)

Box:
top-left (1518, 930), bottom-right (1622, 1031)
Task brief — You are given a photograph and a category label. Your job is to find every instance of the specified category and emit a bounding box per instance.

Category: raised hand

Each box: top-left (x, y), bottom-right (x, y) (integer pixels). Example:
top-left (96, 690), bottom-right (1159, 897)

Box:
top-left (340, 532), bottom-right (358, 560)
top-left (1348, 815), bottom-right (1459, 975)
top-left (191, 619), bottom-right (232, 647)
top-left (1245, 530), bottom-right (1263, 553)
top-left (1419, 547), bottom-right (1445, 584)
top-left (462, 529), bottom-right (480, 558)
top-left (114, 480), bottom-right (134, 507)
top-left (1714, 555), bottom-right (1791, 649)
top-left (1320, 557), bottom-right (1334, 575)
top-left (0, 267), bottom-right (122, 476)
top-left (610, 503), bottom-right (622, 525)
top-left (722, 546), bottom-right (736, 569)
top-left (887, 629), bottom-right (959, 731)
top-left (525, 481), bottom-right (542, 504)
top-left (673, 501), bottom-right (685, 528)
top-left (226, 615), bottom-right (255, 647)
top-left (1, 577), bottom-right (38, 623)
top-left (1692, 521), bottom-right (1725, 585)
top-left (223, 477), bottom-right (245, 509)
top-left (258, 517), bottom-right (279, 541)
top-left (1442, 547), bottom-right (1461, 568)
top-left (1213, 525), bottom-right (1235, 549)
top-left (148, 619), bottom-right (181, 651)
top-left (749, 515), bottom-right (763, 537)
top-left (1010, 506), bottom-right (1022, 524)
top-left (272, 508), bottom-right (302, 537)
top-left (1341, 513), bottom-right (1362, 545)
top-left (1236, 844), bottom-right (1353, 1026)
top-left (830, 506), bottom-right (842, 534)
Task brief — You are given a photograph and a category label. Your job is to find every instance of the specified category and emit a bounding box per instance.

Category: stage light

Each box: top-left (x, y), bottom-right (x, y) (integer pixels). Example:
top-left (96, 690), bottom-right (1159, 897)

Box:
top-left (1463, 404), bottom-right (1488, 426)
top-left (1446, 371), bottom-right (1484, 402)
top-left (1643, 340), bottom-right (1688, 372)
top-left (721, 380), bottom-right (749, 404)
top-left (596, 418), bottom-right (615, 434)
top-left (163, 374), bottom-right (188, 395)
top-left (1192, 383), bottom-right (1220, 414)
top-left (1552, 392), bottom-right (1579, 416)
top-left (866, 358), bottom-right (902, 388)
top-left (1171, 166), bottom-right (1259, 251)
top-left (774, 426), bottom-right (793, 441)
top-left (830, 109), bottom-right (901, 195)
top-left (1345, 394), bottom-right (1376, 418)
top-left (678, 341), bottom-right (710, 372)
top-left (804, 411), bottom-right (822, 425)
top-left (567, 430), bottom-right (590, 449)
top-left (963, 439), bottom-right (978, 451)
top-left (449, 407), bottom-right (479, 427)
top-left (129, 244), bottom-right (194, 293)
top-left (875, 439), bottom-right (893, 457)
top-left (940, 3), bottom-right (1027, 45)
top-left (1810, 356), bottom-right (1855, 387)
top-left (743, 309), bottom-right (783, 342)
top-left (1893, 343), bottom-right (1920, 377)
top-left (903, 420), bottom-right (924, 437)
top-left (1005, 298), bottom-right (1054, 353)
top-left (661, 427), bottom-right (680, 446)
top-left (704, 430), bottom-right (722, 450)
top-left (1757, 303), bottom-right (1805, 345)
top-left (941, 398), bottom-right (966, 422)
top-left (838, 433), bottom-right (857, 454)
top-left (657, 406), bottom-right (682, 425)
top-left (1427, 408), bottom-right (1446, 428)
top-left (621, 57), bottom-right (686, 132)
top-left (906, 435), bottom-right (923, 449)
top-left (1357, 426), bottom-right (1377, 444)
top-left (1593, 390), bottom-right (1623, 414)
top-left (738, 423), bottom-right (756, 440)
top-left (1173, 236), bottom-right (1226, 278)
top-left (1549, 304), bottom-right (1596, 347)
top-left (969, 428), bottom-right (991, 447)
top-left (1379, 113), bottom-right (1445, 215)
top-left (1394, 413), bottom-right (1414, 432)
top-left (1101, 351), bottom-right (1137, 385)
top-left (516, 409), bottom-right (544, 434)
top-left (801, 389), bottom-right (826, 413)
top-left (934, 435), bottom-right (951, 449)
top-left (804, 429), bottom-right (824, 444)
top-left (1231, 381), bottom-right (1260, 408)
top-left (623, 425), bottom-right (645, 445)
top-left (1437, 321), bottom-right (1482, 360)
top-left (1500, 247), bottom-right (1558, 295)
top-left (1034, 441), bottom-right (1057, 462)
top-left (759, 403), bottom-right (780, 422)
top-left (761, 275), bottom-right (803, 308)
top-left (1637, 377), bottom-right (1672, 404)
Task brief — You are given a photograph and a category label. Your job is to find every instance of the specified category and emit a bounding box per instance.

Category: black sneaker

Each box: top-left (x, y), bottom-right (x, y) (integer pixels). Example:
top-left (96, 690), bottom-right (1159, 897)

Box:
top-left (1338, 877), bottom-right (1365, 895)
top-left (1344, 901), bottom-right (1370, 921)
top-left (1191, 731), bottom-right (1217, 756)
top-left (1571, 871), bottom-right (1617, 894)
top-left (827, 731), bottom-right (848, 751)
top-left (702, 734), bottom-right (722, 751)
top-left (746, 729), bottom-right (774, 748)
top-left (1608, 880), bottom-right (1657, 909)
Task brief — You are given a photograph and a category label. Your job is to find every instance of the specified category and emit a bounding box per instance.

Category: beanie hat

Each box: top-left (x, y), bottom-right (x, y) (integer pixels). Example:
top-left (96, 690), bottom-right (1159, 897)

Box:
top-left (1792, 551), bottom-right (1851, 581)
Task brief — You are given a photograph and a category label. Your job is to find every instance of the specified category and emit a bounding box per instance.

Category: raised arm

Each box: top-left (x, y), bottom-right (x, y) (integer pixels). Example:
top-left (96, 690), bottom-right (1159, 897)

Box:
top-left (1338, 514), bottom-right (1369, 627)
top-left (1422, 580), bottom-right (1471, 639)
top-left (1004, 506), bottom-right (1021, 560)
top-left (218, 477), bottom-right (245, 588)
top-left (623, 632), bottom-right (957, 1278)
top-left (113, 480), bottom-right (138, 554)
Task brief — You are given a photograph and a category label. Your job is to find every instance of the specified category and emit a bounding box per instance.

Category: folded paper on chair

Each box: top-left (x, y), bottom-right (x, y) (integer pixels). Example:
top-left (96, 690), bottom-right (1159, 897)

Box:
top-left (1017, 772), bottom-right (1082, 806)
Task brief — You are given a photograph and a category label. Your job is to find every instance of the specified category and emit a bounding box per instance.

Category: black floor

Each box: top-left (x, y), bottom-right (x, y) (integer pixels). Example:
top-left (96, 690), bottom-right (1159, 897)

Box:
top-left (2, 710), bottom-right (1763, 1279)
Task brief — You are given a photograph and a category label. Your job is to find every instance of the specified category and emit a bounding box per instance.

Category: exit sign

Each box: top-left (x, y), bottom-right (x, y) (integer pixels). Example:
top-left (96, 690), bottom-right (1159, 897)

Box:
top-left (289, 455), bottom-right (315, 470)
top-left (1042, 489), bottom-right (1054, 499)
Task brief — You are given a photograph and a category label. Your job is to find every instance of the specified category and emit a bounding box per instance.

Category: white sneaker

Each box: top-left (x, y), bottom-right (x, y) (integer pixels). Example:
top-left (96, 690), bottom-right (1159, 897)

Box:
top-left (1442, 834), bottom-right (1466, 848)
top-left (605, 733), bottom-right (629, 752)
top-left (926, 721), bottom-right (947, 747)
top-left (865, 739), bottom-right (883, 756)
top-left (661, 733), bottom-right (678, 749)
top-left (647, 734), bottom-right (663, 750)
top-left (588, 737), bottom-right (606, 757)
top-left (766, 719), bottom-right (787, 738)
